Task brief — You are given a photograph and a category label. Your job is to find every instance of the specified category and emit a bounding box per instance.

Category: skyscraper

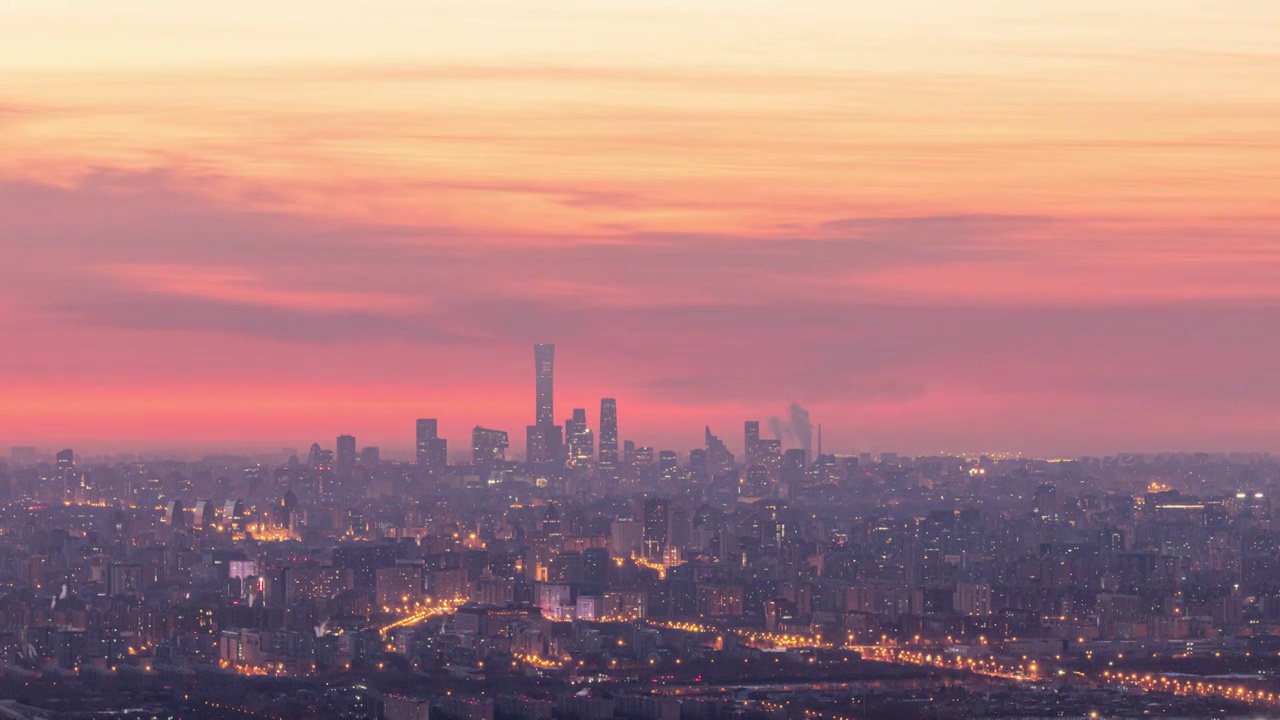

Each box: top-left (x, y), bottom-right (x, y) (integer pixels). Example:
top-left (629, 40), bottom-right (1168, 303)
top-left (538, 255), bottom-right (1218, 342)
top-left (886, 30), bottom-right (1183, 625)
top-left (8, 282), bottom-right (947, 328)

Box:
top-left (416, 419), bottom-right (448, 475)
top-left (528, 343), bottom-right (558, 464)
top-left (599, 398), bottom-right (618, 463)
top-left (643, 498), bottom-right (669, 560)
top-left (534, 343), bottom-right (555, 427)
top-left (336, 435), bottom-right (357, 479)
top-left (308, 443), bottom-right (332, 471)
top-left (705, 426), bottom-right (734, 477)
top-left (658, 451), bottom-right (678, 482)
top-left (415, 419), bottom-right (437, 466)
top-left (472, 427), bottom-right (509, 468)
top-left (565, 408), bottom-right (594, 468)
top-left (744, 420), bottom-right (760, 467)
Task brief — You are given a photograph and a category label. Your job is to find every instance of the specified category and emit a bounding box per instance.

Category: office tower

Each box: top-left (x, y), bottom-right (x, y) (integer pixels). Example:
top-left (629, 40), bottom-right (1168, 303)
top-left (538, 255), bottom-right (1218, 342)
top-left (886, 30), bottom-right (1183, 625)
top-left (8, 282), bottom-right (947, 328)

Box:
top-left (416, 419), bottom-right (448, 475)
top-left (307, 443), bottom-right (326, 471)
top-left (336, 435), bottom-right (357, 479)
top-left (623, 440), bottom-right (636, 465)
top-left (583, 547), bottom-right (609, 586)
top-left (471, 426), bottom-right (509, 467)
top-left (744, 420), bottom-right (760, 467)
top-left (542, 502), bottom-right (562, 541)
top-left (634, 447), bottom-right (654, 466)
top-left (415, 419), bottom-right (438, 466)
top-left (688, 449), bottom-right (708, 481)
top-left (534, 344), bottom-right (555, 427)
top-left (54, 449), bottom-right (75, 502)
top-left (643, 497), bottom-right (669, 560)
top-left (565, 408), bottom-right (594, 468)
top-left (599, 398), bottom-right (618, 463)
top-left (781, 448), bottom-right (808, 487)
top-left (359, 446), bottom-right (380, 468)
top-left (658, 451), bottom-right (678, 482)
top-left (705, 426), bottom-right (734, 476)
top-left (757, 439), bottom-right (782, 479)
top-left (526, 425), bottom-right (547, 464)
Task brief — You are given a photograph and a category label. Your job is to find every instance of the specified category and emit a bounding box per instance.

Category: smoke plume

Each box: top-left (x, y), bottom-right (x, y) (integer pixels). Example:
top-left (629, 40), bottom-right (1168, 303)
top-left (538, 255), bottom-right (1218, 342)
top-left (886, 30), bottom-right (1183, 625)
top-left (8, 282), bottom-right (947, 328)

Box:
top-left (768, 417), bottom-right (786, 442)
top-left (788, 402), bottom-right (813, 457)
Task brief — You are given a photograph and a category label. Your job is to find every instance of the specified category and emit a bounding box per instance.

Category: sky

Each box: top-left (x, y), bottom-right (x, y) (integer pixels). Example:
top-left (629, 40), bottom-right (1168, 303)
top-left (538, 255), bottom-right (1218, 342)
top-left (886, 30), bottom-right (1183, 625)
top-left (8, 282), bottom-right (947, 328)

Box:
top-left (1, 1), bottom-right (1279, 459)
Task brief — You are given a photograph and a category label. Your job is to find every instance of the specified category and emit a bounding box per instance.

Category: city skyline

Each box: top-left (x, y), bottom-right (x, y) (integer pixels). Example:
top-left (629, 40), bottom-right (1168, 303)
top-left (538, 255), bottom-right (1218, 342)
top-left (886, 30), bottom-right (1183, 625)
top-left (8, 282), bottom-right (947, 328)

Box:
top-left (9, 340), bottom-right (1280, 464)
top-left (5, 4), bottom-right (1280, 718)
top-left (4, 3), bottom-right (1280, 454)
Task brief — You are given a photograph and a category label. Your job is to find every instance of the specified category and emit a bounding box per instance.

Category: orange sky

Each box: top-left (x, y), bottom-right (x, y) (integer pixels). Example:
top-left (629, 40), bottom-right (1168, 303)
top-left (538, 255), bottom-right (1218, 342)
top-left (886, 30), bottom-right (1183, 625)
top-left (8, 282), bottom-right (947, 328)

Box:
top-left (1, 2), bottom-right (1279, 457)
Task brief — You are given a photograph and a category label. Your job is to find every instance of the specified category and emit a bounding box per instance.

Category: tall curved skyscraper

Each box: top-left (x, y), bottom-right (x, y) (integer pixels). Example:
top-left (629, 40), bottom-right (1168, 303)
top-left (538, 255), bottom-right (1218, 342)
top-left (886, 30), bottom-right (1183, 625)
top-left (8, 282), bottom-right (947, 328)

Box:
top-left (534, 343), bottom-right (555, 427)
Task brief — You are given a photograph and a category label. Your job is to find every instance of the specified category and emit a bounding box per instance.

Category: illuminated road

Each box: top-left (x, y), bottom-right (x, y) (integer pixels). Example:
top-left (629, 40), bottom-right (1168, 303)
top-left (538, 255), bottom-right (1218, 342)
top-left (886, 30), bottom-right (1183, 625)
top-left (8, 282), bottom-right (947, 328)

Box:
top-left (852, 645), bottom-right (1040, 682)
top-left (379, 599), bottom-right (463, 634)
top-left (1100, 669), bottom-right (1280, 708)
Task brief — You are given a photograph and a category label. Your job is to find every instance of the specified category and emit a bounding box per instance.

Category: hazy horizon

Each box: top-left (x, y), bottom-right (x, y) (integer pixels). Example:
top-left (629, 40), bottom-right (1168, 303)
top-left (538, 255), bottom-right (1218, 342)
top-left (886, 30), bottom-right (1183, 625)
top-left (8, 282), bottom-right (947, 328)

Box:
top-left (3, 2), bottom-right (1280, 453)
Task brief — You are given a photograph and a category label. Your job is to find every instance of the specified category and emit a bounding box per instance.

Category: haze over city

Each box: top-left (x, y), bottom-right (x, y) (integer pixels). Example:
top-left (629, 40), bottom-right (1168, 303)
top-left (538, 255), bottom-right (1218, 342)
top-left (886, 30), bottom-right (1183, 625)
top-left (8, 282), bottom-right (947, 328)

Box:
top-left (5, 4), bottom-right (1280, 720)
top-left (4, 1), bottom-right (1280, 456)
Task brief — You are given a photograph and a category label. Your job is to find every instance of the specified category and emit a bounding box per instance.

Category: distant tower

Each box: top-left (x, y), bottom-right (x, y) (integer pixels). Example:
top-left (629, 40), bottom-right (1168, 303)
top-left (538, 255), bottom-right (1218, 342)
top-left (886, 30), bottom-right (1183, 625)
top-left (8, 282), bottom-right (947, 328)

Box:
top-left (307, 443), bottom-right (328, 471)
top-left (472, 426), bottom-right (509, 469)
top-left (534, 344), bottom-right (555, 427)
top-left (417, 419), bottom-right (448, 475)
top-left (565, 409), bottom-right (594, 467)
top-left (336, 435), bottom-right (356, 479)
top-left (643, 497), bottom-right (670, 560)
top-left (744, 420), bottom-right (760, 466)
top-left (415, 419), bottom-right (437, 466)
top-left (599, 398), bottom-right (619, 464)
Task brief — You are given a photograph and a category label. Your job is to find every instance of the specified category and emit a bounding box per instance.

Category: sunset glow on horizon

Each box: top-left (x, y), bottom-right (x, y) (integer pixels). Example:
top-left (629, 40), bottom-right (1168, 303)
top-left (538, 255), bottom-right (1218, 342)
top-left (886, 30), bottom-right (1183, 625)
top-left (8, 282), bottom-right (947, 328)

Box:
top-left (2, 1), bottom-right (1279, 456)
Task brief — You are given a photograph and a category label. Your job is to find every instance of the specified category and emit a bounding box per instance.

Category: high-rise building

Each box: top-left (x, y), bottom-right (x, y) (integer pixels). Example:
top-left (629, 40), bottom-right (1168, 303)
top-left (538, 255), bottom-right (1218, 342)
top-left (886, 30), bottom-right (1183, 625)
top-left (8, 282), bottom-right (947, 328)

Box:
top-left (658, 451), bottom-right (678, 482)
top-left (336, 435), bottom-right (357, 479)
top-left (565, 409), bottom-right (594, 468)
top-left (415, 419), bottom-right (437, 465)
top-left (642, 498), bottom-right (669, 560)
top-left (705, 426), bottom-right (734, 477)
top-left (599, 398), bottom-right (618, 463)
top-left (526, 424), bottom-right (547, 464)
top-left (56, 449), bottom-right (74, 472)
top-left (634, 447), bottom-right (654, 466)
top-left (744, 420), bottom-right (760, 467)
top-left (534, 343), bottom-right (555, 427)
top-left (688, 449), bottom-right (708, 481)
top-left (472, 427), bottom-right (509, 468)
top-left (416, 419), bottom-right (447, 475)
top-left (308, 443), bottom-right (333, 472)
top-left (757, 439), bottom-right (782, 478)
top-left (781, 448), bottom-right (808, 487)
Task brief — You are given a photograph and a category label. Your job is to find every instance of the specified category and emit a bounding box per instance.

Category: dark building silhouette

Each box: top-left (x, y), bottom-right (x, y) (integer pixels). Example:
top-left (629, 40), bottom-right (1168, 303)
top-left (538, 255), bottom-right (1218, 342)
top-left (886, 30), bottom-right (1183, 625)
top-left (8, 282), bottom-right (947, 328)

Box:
top-left (534, 343), bottom-right (555, 427)
top-left (416, 418), bottom-right (447, 475)
top-left (705, 426), bottom-right (734, 477)
top-left (643, 497), bottom-right (669, 560)
top-left (336, 434), bottom-right (356, 479)
top-left (472, 427), bottom-right (509, 474)
top-left (565, 409), bottom-right (593, 468)
top-left (529, 344), bottom-right (558, 463)
top-left (599, 398), bottom-right (618, 464)
top-left (744, 420), bottom-right (760, 467)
